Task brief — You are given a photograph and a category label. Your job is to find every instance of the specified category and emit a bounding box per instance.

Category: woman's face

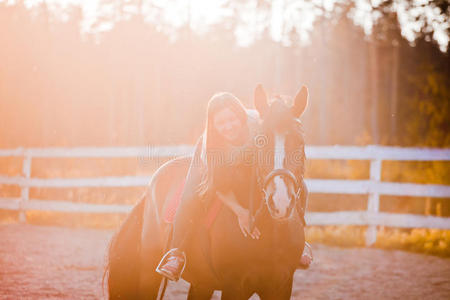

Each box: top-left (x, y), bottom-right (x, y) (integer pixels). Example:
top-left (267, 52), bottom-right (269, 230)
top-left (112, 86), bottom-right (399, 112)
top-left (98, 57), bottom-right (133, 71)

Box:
top-left (213, 107), bottom-right (243, 143)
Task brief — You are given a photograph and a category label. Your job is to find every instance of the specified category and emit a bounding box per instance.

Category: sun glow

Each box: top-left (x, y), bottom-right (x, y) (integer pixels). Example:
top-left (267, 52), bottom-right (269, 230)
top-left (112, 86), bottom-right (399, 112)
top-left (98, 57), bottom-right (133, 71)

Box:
top-left (10, 0), bottom-right (319, 46)
top-left (3, 0), bottom-right (448, 50)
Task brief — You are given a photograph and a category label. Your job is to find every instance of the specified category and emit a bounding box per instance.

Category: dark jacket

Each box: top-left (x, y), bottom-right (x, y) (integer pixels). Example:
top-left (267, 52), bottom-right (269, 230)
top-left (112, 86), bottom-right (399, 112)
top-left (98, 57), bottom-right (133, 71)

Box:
top-left (171, 112), bottom-right (260, 249)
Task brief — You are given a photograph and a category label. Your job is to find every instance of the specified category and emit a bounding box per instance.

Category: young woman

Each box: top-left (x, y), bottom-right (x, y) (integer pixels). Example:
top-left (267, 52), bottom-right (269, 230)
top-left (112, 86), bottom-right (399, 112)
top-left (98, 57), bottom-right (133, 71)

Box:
top-left (156, 92), bottom-right (312, 282)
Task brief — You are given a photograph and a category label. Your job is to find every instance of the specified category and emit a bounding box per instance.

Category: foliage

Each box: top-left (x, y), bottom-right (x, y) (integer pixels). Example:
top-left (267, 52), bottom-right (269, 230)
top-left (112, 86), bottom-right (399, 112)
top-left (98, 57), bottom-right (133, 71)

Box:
top-left (399, 63), bottom-right (450, 147)
top-left (376, 227), bottom-right (450, 257)
top-left (0, 2), bottom-right (449, 147)
top-left (306, 225), bottom-right (450, 257)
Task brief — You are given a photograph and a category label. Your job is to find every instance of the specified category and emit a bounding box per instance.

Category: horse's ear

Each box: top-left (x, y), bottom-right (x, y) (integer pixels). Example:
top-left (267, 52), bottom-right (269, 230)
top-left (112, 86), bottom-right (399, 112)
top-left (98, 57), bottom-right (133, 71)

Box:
top-left (292, 85), bottom-right (308, 118)
top-left (254, 84), bottom-right (269, 118)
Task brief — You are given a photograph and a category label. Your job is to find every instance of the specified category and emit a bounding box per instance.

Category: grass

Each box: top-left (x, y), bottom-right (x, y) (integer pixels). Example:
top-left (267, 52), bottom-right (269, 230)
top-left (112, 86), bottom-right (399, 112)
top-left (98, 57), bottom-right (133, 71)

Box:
top-left (306, 225), bottom-right (450, 257)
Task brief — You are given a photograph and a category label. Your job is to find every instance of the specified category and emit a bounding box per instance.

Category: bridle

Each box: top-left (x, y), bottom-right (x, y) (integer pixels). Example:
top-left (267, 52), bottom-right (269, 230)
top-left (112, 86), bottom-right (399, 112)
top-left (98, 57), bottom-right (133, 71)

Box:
top-left (263, 168), bottom-right (302, 201)
top-left (250, 151), bottom-right (303, 223)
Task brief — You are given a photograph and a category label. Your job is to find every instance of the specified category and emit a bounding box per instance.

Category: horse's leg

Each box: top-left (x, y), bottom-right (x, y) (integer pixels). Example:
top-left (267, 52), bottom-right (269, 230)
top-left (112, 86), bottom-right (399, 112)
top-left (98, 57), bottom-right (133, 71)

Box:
top-left (138, 223), bottom-right (170, 300)
top-left (258, 275), bottom-right (294, 300)
top-left (221, 287), bottom-right (248, 300)
top-left (137, 191), bottom-right (166, 300)
top-left (131, 157), bottom-right (190, 299)
top-left (278, 278), bottom-right (294, 300)
top-left (187, 284), bottom-right (214, 300)
top-left (137, 268), bottom-right (161, 300)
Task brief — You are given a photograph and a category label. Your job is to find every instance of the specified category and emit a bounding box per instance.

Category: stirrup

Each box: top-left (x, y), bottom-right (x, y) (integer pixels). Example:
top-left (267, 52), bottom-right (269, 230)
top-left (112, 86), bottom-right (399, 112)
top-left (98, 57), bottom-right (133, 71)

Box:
top-left (155, 248), bottom-right (186, 281)
top-left (304, 242), bottom-right (313, 260)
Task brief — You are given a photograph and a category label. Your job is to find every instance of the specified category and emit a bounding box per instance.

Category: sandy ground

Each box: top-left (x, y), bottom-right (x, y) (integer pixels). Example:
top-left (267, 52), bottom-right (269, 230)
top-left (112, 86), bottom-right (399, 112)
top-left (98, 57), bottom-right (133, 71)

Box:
top-left (0, 224), bottom-right (449, 300)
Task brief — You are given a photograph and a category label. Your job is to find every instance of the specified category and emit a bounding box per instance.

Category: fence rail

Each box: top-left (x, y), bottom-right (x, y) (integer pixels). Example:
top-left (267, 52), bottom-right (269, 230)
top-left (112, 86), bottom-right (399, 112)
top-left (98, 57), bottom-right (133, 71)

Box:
top-left (0, 145), bottom-right (449, 245)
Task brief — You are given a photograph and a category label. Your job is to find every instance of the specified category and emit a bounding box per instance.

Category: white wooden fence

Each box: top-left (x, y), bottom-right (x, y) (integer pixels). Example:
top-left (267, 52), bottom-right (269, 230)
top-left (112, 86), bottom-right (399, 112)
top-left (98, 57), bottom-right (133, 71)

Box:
top-left (0, 145), bottom-right (449, 245)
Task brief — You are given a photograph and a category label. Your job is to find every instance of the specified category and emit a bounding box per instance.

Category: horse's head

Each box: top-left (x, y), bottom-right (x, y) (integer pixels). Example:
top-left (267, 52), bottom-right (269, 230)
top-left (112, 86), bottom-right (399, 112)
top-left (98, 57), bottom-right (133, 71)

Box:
top-left (253, 84), bottom-right (308, 220)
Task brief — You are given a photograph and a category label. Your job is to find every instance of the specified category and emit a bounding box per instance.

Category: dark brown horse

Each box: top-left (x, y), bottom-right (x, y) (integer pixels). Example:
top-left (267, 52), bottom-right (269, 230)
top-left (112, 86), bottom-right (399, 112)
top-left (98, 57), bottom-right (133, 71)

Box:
top-left (104, 84), bottom-right (309, 299)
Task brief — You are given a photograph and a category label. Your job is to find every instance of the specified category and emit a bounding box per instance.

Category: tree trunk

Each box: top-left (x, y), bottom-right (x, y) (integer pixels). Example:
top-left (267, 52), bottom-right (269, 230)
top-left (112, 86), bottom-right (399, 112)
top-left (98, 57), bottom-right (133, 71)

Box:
top-left (369, 38), bottom-right (379, 144)
top-left (390, 40), bottom-right (399, 143)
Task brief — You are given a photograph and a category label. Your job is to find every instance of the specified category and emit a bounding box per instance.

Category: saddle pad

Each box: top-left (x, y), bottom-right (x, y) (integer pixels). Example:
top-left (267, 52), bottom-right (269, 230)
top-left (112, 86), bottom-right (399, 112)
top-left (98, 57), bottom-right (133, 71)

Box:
top-left (163, 180), bottom-right (222, 229)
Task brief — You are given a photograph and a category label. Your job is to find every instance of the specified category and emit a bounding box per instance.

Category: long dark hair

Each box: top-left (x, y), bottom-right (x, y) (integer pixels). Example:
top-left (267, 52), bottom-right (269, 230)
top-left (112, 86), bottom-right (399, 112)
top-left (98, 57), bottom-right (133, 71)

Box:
top-left (197, 92), bottom-right (248, 198)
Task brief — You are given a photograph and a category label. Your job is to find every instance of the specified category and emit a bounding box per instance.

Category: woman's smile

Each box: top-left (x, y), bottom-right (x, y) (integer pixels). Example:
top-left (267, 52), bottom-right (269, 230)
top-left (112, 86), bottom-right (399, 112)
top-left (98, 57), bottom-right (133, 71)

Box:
top-left (213, 107), bottom-right (243, 142)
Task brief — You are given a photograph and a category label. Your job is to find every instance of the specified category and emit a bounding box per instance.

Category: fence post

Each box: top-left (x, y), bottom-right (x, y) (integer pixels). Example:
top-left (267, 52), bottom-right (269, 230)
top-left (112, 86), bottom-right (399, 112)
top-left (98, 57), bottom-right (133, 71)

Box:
top-left (366, 159), bottom-right (381, 246)
top-left (19, 153), bottom-right (32, 223)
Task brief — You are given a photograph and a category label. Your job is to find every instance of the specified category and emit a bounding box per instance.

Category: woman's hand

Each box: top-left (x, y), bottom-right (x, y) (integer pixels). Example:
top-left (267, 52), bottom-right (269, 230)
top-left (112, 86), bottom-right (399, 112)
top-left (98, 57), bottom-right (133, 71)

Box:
top-left (216, 190), bottom-right (261, 239)
top-left (236, 208), bottom-right (261, 239)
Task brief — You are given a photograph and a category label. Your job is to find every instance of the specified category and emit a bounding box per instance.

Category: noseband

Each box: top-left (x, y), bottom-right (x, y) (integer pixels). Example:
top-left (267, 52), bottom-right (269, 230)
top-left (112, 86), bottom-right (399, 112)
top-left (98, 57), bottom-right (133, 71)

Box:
top-left (263, 169), bottom-right (299, 191)
top-left (251, 166), bottom-right (302, 221)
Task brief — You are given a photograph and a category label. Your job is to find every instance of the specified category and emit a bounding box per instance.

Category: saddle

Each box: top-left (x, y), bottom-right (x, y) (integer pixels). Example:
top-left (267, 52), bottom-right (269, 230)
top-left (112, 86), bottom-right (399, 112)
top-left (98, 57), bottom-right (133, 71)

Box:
top-left (162, 179), bottom-right (223, 229)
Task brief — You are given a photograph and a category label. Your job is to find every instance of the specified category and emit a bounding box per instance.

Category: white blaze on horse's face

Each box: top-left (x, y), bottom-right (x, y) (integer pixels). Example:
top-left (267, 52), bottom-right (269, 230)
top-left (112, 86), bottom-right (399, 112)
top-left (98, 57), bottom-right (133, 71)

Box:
top-left (271, 133), bottom-right (291, 218)
top-left (274, 134), bottom-right (285, 170)
top-left (254, 83), bottom-right (309, 220)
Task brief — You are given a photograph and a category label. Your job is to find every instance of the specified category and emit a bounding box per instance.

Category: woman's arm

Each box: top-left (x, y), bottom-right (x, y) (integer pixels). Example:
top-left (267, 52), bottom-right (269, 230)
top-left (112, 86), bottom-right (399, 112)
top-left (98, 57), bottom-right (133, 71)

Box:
top-left (216, 190), bottom-right (245, 216)
top-left (216, 190), bottom-right (260, 239)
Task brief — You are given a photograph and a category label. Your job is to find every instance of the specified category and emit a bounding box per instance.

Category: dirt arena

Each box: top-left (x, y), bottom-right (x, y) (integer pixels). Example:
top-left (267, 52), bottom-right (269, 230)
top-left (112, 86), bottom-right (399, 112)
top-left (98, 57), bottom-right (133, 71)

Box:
top-left (0, 224), bottom-right (449, 300)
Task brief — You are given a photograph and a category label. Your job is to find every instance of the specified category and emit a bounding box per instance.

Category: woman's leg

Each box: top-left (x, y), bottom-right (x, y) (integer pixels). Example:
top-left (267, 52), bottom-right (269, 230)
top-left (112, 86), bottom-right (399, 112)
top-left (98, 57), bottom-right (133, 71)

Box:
top-left (170, 157), bottom-right (204, 250)
top-left (156, 140), bottom-right (205, 281)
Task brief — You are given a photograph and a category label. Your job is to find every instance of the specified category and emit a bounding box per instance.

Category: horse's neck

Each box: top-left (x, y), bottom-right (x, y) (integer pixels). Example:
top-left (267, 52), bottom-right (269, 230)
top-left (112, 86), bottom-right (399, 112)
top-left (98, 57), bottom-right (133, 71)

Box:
top-left (258, 211), bottom-right (303, 243)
